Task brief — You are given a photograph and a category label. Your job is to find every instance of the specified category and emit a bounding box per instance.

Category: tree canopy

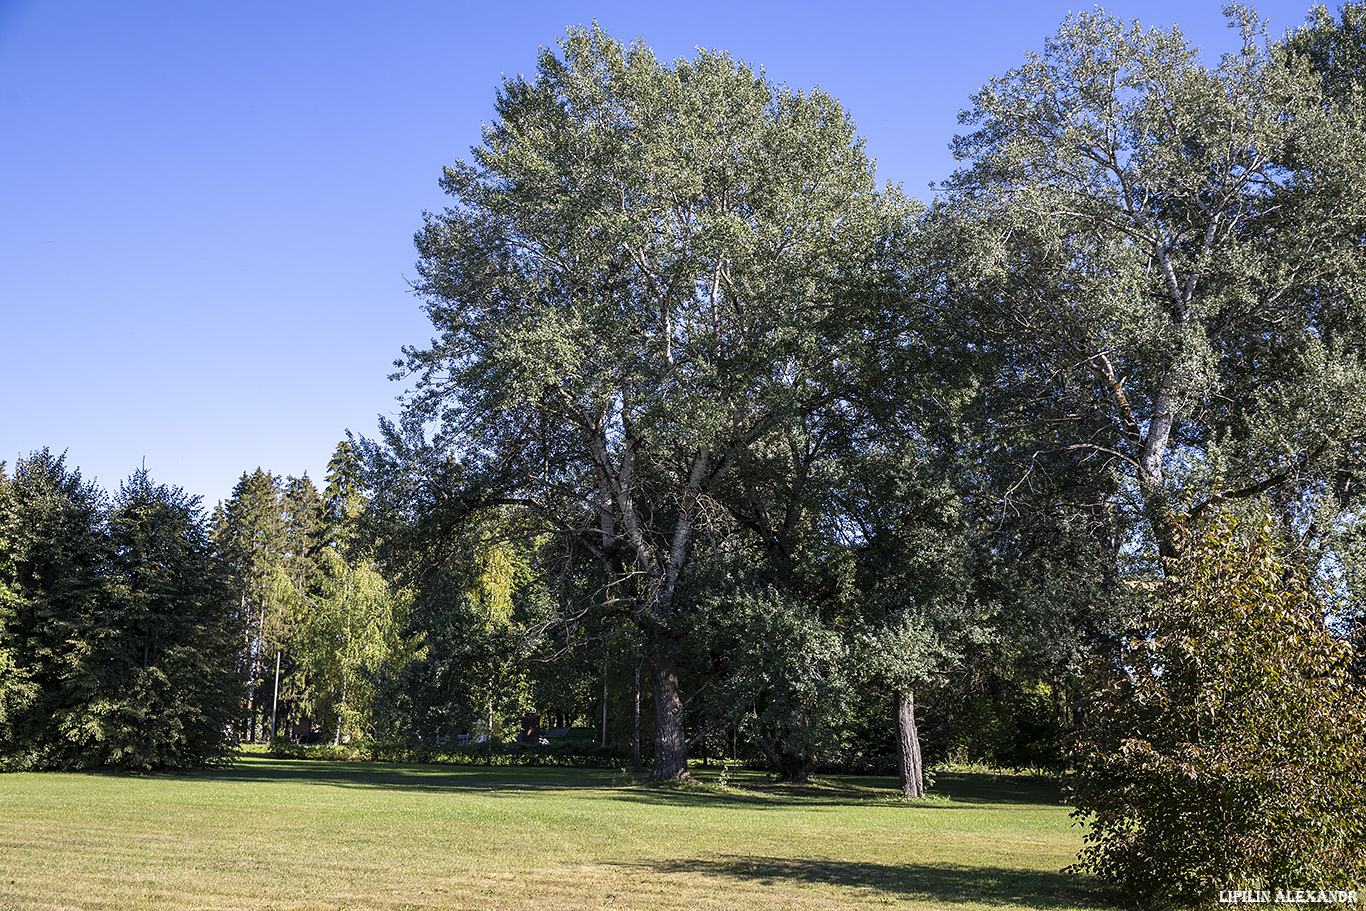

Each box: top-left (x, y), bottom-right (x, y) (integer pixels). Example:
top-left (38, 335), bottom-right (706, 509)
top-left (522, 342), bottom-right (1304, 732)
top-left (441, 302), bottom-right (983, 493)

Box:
top-left (390, 23), bottom-right (914, 779)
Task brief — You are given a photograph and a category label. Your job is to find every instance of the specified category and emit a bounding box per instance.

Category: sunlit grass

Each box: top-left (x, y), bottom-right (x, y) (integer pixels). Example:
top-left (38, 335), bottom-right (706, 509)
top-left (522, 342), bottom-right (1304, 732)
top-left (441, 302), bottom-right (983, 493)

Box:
top-left (0, 756), bottom-right (1102, 910)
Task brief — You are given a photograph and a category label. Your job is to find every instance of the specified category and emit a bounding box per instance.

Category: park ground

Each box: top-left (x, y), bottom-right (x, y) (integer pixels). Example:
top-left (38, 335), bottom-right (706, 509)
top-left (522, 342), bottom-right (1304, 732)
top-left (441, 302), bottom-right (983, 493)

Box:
top-left (0, 755), bottom-right (1105, 911)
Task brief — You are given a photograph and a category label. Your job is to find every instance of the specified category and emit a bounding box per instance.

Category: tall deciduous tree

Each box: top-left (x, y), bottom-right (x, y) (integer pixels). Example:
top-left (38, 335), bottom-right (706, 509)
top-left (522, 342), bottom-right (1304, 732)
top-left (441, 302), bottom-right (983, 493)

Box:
top-left (288, 444), bottom-right (415, 742)
top-left (391, 25), bottom-right (906, 778)
top-left (943, 8), bottom-right (1366, 570)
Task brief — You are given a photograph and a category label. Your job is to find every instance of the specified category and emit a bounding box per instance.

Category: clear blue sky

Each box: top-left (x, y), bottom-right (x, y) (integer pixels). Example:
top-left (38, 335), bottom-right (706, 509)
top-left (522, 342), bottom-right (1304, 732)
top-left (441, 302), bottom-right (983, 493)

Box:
top-left (0, 0), bottom-right (1323, 508)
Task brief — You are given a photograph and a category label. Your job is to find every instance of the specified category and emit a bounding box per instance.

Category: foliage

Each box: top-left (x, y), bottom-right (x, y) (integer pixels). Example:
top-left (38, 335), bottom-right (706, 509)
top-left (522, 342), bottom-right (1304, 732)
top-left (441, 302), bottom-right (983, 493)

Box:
top-left (681, 567), bottom-right (850, 781)
top-left (363, 489), bottom-right (549, 745)
top-left (0, 450), bottom-right (107, 770)
top-left (942, 7), bottom-right (1366, 567)
top-left (264, 737), bottom-right (631, 768)
top-left (0, 453), bottom-right (238, 771)
top-left (1067, 514), bottom-right (1366, 903)
top-left (1286, 0), bottom-right (1366, 126)
top-left (212, 468), bottom-right (287, 738)
top-left (86, 470), bottom-right (239, 769)
top-left (286, 444), bottom-right (416, 742)
top-left (388, 22), bottom-right (910, 779)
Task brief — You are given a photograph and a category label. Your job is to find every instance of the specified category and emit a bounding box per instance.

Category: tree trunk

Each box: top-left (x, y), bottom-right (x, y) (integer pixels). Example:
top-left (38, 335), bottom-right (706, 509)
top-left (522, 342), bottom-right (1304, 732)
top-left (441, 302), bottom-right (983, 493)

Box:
top-left (633, 662), bottom-right (642, 769)
top-left (895, 688), bottom-right (925, 799)
top-left (778, 753), bottom-right (814, 783)
top-left (753, 724), bottom-right (814, 783)
top-left (649, 634), bottom-right (689, 780)
top-left (270, 650), bottom-right (281, 743)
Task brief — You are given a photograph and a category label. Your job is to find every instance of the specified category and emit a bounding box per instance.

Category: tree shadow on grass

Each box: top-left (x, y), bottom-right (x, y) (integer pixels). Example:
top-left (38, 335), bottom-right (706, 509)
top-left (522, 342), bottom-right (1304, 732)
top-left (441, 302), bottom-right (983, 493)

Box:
top-left (186, 757), bottom-right (1069, 814)
top-left (188, 757), bottom-right (623, 794)
top-left (604, 771), bottom-right (1063, 810)
top-left (929, 772), bottom-right (1065, 807)
top-left (609, 855), bottom-right (1104, 909)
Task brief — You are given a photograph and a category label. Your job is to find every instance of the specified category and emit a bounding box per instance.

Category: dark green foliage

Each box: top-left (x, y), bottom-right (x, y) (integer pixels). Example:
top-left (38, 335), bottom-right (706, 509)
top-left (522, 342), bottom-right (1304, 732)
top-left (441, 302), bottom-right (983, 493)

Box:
top-left (95, 470), bottom-right (240, 769)
top-left (682, 569), bottom-right (849, 782)
top-left (0, 451), bottom-right (109, 770)
top-left (212, 468), bottom-right (285, 740)
top-left (0, 453), bottom-right (239, 770)
top-left (1067, 515), bottom-right (1366, 903)
top-left (265, 737), bottom-right (631, 768)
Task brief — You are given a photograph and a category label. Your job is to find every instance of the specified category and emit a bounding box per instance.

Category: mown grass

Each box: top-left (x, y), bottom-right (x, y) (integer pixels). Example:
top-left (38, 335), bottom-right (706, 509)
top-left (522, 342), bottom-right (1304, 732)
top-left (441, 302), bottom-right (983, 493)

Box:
top-left (0, 756), bottom-right (1104, 911)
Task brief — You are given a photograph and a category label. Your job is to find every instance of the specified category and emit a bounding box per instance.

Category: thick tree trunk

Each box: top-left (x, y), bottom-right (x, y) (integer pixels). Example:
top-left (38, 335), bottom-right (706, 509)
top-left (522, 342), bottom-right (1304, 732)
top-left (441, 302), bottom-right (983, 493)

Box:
top-left (754, 724), bottom-right (814, 783)
top-left (649, 635), bottom-right (690, 780)
top-left (895, 688), bottom-right (925, 799)
top-left (777, 753), bottom-right (814, 783)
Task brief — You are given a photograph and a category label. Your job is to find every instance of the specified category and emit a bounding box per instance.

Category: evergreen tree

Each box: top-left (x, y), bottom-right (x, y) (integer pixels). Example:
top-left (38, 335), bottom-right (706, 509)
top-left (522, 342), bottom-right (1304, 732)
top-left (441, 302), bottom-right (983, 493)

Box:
top-left (94, 469), bottom-right (239, 769)
top-left (1, 455), bottom-right (237, 770)
top-left (212, 468), bottom-right (285, 740)
top-left (0, 450), bottom-right (109, 770)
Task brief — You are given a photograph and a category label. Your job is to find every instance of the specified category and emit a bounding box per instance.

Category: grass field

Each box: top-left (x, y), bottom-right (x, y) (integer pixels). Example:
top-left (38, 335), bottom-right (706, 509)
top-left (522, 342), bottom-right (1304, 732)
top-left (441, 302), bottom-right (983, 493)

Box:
top-left (0, 756), bottom-right (1104, 911)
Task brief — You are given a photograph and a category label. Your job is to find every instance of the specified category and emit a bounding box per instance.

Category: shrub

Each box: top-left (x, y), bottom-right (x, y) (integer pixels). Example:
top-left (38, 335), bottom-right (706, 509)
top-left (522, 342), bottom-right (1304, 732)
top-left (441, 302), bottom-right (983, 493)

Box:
top-left (266, 738), bottom-right (631, 768)
top-left (1067, 515), bottom-right (1366, 904)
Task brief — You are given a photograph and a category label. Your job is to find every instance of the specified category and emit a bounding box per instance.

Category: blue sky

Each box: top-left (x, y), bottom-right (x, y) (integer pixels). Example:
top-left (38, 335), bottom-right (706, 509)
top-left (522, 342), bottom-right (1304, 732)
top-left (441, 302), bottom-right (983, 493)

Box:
top-left (0, 0), bottom-right (1323, 508)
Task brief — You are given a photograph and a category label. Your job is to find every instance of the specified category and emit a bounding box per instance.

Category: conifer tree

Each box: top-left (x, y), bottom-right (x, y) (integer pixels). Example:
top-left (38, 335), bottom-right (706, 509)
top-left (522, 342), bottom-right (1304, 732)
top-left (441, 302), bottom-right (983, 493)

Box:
top-left (0, 450), bottom-right (109, 770)
top-left (213, 468), bottom-right (286, 740)
top-left (93, 470), bottom-right (239, 768)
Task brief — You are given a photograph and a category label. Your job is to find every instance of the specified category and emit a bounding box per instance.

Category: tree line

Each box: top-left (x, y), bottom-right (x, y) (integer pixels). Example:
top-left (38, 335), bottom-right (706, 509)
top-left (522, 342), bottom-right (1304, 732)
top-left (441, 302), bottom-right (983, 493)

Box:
top-left (5, 2), bottom-right (1366, 897)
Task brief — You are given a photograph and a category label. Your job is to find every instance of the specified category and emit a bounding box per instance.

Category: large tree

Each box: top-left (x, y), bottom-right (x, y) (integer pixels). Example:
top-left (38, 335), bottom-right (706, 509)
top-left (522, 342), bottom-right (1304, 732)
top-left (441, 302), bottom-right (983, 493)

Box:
top-left (942, 8), bottom-right (1366, 571)
top-left (390, 25), bottom-right (906, 778)
top-left (96, 469), bottom-right (239, 769)
top-left (0, 451), bottom-right (109, 769)
top-left (0, 455), bottom-right (239, 770)
top-left (212, 468), bottom-right (286, 740)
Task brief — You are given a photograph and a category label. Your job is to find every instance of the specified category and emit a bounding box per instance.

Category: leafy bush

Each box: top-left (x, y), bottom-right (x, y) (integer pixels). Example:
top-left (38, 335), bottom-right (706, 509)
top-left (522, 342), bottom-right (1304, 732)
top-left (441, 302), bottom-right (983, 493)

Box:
top-left (266, 738), bottom-right (631, 768)
top-left (1067, 516), bottom-right (1366, 904)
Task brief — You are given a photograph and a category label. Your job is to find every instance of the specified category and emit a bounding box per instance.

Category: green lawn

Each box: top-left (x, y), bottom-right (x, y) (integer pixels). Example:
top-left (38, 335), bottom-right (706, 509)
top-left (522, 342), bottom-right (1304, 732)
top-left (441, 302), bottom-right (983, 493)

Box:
top-left (0, 756), bottom-right (1104, 911)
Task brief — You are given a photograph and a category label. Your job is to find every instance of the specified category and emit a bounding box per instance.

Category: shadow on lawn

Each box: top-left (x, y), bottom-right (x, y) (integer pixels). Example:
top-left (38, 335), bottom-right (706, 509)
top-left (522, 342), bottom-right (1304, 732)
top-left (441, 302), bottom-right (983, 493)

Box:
top-left (606, 770), bottom-right (1063, 810)
top-left (610, 855), bottom-right (1099, 909)
top-left (197, 757), bottom-right (1063, 811)
top-left (193, 757), bottom-right (620, 794)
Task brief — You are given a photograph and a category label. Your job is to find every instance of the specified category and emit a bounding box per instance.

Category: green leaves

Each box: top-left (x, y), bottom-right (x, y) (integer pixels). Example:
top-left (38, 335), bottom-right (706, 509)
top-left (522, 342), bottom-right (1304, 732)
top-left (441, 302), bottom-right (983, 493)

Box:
top-left (0, 454), bottom-right (238, 771)
top-left (1068, 513), bottom-right (1366, 900)
top-left (944, 6), bottom-right (1366, 566)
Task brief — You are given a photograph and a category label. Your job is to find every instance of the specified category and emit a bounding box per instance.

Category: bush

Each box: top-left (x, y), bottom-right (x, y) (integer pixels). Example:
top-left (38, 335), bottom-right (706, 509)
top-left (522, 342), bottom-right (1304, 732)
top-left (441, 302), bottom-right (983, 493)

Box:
top-left (1067, 516), bottom-right (1366, 904)
top-left (266, 738), bottom-right (631, 768)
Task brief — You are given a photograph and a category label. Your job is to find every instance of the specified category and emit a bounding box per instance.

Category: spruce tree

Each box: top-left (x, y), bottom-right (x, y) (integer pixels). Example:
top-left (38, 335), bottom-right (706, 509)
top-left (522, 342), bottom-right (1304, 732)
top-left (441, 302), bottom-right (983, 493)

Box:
top-left (213, 469), bottom-right (285, 740)
top-left (93, 470), bottom-right (239, 769)
top-left (0, 450), bottom-right (109, 770)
